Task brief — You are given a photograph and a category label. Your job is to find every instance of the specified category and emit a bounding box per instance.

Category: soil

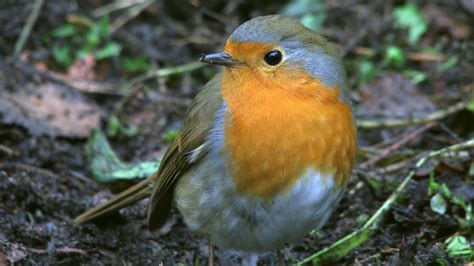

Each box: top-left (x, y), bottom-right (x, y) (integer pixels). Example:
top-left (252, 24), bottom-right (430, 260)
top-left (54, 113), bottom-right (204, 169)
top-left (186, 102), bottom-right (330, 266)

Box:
top-left (1, 0), bottom-right (473, 265)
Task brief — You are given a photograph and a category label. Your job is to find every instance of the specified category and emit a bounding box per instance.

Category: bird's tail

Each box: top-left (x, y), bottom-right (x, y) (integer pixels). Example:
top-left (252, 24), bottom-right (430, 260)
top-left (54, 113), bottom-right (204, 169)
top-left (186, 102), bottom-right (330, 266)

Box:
top-left (74, 178), bottom-right (153, 225)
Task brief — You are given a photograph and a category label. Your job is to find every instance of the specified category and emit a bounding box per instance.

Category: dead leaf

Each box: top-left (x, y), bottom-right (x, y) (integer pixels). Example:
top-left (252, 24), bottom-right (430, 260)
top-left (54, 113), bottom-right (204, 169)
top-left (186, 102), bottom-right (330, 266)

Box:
top-left (358, 73), bottom-right (436, 119)
top-left (67, 54), bottom-right (96, 80)
top-left (0, 82), bottom-right (102, 137)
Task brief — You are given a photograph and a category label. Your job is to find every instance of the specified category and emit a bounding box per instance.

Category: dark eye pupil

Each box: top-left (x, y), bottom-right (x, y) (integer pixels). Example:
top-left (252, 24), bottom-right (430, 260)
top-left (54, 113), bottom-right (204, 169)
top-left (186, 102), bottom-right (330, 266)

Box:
top-left (264, 50), bottom-right (282, 66)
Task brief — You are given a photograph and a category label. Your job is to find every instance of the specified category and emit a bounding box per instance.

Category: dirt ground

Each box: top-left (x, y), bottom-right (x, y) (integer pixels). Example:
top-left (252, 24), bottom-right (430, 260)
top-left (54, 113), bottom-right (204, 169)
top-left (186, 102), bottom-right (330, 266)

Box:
top-left (1, 0), bottom-right (473, 265)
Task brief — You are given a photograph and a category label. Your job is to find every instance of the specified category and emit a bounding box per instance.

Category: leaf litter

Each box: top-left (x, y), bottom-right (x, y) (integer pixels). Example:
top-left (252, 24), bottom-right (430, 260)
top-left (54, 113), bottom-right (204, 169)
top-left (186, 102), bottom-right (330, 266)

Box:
top-left (0, 82), bottom-right (102, 137)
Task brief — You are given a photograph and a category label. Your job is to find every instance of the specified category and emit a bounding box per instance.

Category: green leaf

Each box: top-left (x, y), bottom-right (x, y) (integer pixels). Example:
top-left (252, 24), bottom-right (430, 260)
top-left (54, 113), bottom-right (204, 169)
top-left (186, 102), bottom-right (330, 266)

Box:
top-left (107, 115), bottom-right (138, 137)
top-left (121, 124), bottom-right (139, 137)
top-left (86, 129), bottom-right (127, 182)
top-left (357, 59), bottom-right (376, 86)
top-left (76, 48), bottom-right (90, 60)
top-left (85, 16), bottom-right (110, 49)
top-left (86, 25), bottom-right (101, 48)
top-left (445, 233), bottom-right (473, 259)
top-left (86, 129), bottom-right (161, 182)
top-left (109, 161), bottom-right (160, 181)
top-left (163, 129), bottom-right (179, 143)
top-left (440, 183), bottom-right (452, 198)
top-left (52, 45), bottom-right (72, 66)
top-left (355, 213), bottom-right (369, 226)
top-left (94, 42), bottom-right (122, 60)
top-left (439, 55), bottom-right (459, 71)
top-left (430, 193), bottom-right (447, 215)
top-left (368, 178), bottom-right (381, 189)
top-left (107, 115), bottom-right (122, 137)
top-left (403, 70), bottom-right (427, 84)
top-left (281, 0), bottom-right (326, 31)
top-left (97, 16), bottom-right (110, 38)
top-left (51, 24), bottom-right (77, 38)
top-left (466, 203), bottom-right (473, 222)
top-left (393, 3), bottom-right (428, 44)
top-left (428, 172), bottom-right (439, 196)
top-left (384, 45), bottom-right (405, 68)
top-left (467, 100), bottom-right (474, 112)
top-left (435, 258), bottom-right (447, 266)
top-left (123, 56), bottom-right (151, 73)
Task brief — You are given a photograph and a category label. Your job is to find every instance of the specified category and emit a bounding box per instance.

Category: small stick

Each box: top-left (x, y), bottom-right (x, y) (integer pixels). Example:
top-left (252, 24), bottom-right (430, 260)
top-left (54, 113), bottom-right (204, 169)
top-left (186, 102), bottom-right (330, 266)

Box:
top-left (0, 162), bottom-right (56, 178)
top-left (368, 158), bottom-right (413, 175)
top-left (357, 101), bottom-right (467, 129)
top-left (13, 0), bottom-right (44, 56)
top-left (359, 122), bottom-right (435, 168)
top-left (54, 247), bottom-right (87, 255)
top-left (93, 0), bottom-right (149, 17)
top-left (113, 62), bottom-right (203, 115)
top-left (332, 43), bottom-right (445, 62)
top-left (109, 0), bottom-right (154, 33)
top-left (0, 145), bottom-right (19, 157)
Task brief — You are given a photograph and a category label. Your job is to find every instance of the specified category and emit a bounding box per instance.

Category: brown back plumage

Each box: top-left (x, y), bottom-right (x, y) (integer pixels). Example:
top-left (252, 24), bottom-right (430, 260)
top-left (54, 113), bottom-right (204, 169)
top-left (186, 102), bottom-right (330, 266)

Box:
top-left (147, 74), bottom-right (223, 230)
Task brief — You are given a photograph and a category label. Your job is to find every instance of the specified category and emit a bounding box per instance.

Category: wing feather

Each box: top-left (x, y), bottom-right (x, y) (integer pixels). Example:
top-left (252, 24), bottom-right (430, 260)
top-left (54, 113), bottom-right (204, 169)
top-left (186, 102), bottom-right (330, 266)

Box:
top-left (147, 74), bottom-right (223, 230)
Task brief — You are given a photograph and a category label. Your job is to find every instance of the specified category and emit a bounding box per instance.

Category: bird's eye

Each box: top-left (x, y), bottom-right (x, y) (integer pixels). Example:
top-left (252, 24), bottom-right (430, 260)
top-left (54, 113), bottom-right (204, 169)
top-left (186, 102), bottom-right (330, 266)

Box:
top-left (264, 50), bottom-right (282, 66)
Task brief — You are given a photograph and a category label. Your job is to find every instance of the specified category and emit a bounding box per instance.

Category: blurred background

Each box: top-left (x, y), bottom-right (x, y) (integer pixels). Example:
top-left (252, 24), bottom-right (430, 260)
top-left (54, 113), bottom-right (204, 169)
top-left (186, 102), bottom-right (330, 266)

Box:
top-left (0, 0), bottom-right (473, 265)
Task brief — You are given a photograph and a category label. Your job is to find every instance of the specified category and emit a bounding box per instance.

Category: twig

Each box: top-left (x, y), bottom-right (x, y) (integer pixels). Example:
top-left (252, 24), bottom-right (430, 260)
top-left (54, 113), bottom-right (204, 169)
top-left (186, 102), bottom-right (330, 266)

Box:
top-left (2, 241), bottom-right (87, 256)
top-left (438, 123), bottom-right (464, 143)
top-left (109, 0), bottom-right (154, 33)
top-left (297, 138), bottom-right (474, 265)
top-left (13, 0), bottom-right (44, 56)
top-left (154, 61), bottom-right (203, 77)
top-left (0, 145), bottom-right (19, 157)
top-left (357, 101), bottom-right (467, 129)
top-left (128, 61), bottom-right (203, 85)
top-left (54, 247), bottom-right (87, 255)
top-left (0, 162), bottom-right (56, 178)
top-left (368, 158), bottom-right (414, 175)
top-left (332, 42), bottom-right (445, 62)
top-left (12, 59), bottom-right (121, 95)
top-left (93, 0), bottom-right (150, 17)
top-left (113, 61), bottom-right (203, 114)
top-left (359, 122), bottom-right (435, 168)
top-left (65, 15), bottom-right (95, 28)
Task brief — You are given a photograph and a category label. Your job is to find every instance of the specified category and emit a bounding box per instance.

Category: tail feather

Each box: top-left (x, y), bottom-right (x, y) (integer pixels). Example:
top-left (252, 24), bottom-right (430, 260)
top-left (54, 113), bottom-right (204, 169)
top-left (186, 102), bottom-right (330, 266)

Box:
top-left (74, 179), bottom-right (153, 225)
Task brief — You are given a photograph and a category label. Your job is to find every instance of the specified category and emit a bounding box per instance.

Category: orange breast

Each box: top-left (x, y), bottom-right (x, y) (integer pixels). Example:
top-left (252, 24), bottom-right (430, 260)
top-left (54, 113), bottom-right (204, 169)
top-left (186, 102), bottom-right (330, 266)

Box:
top-left (221, 65), bottom-right (356, 199)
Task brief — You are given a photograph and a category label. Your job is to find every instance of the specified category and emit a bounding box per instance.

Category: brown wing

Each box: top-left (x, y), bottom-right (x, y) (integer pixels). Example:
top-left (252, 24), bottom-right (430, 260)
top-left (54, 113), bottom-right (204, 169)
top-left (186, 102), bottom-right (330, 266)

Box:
top-left (147, 73), bottom-right (223, 230)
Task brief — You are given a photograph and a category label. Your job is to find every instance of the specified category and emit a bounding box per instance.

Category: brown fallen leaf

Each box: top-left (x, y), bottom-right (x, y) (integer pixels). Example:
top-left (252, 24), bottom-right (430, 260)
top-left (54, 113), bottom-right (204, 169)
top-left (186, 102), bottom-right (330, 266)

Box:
top-left (0, 82), bottom-right (102, 138)
top-left (67, 54), bottom-right (96, 80)
top-left (358, 73), bottom-right (436, 119)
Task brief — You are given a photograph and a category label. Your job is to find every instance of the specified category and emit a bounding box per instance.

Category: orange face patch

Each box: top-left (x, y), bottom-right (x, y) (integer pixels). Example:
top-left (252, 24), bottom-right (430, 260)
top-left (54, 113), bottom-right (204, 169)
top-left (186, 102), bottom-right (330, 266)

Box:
top-left (220, 41), bottom-right (356, 200)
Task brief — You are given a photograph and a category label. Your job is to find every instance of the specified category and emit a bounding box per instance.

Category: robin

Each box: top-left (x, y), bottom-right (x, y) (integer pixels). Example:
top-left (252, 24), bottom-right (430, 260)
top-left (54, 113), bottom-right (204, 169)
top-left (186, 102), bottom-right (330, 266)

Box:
top-left (75, 15), bottom-right (357, 264)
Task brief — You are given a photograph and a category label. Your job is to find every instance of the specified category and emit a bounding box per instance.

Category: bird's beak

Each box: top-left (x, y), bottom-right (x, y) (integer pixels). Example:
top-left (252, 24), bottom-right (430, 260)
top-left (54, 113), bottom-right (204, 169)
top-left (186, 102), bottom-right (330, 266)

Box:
top-left (199, 52), bottom-right (237, 66)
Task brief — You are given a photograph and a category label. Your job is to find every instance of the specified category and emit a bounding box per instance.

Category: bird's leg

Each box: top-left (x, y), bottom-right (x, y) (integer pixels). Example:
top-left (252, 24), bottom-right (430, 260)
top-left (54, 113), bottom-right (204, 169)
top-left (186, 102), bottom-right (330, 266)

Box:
top-left (276, 249), bottom-right (285, 266)
top-left (208, 241), bottom-right (214, 266)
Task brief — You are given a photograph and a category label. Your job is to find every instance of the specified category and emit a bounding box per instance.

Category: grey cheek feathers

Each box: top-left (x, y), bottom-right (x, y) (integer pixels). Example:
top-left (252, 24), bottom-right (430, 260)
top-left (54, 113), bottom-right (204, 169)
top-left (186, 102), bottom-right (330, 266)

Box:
top-left (207, 102), bottom-right (227, 158)
top-left (284, 44), bottom-right (348, 101)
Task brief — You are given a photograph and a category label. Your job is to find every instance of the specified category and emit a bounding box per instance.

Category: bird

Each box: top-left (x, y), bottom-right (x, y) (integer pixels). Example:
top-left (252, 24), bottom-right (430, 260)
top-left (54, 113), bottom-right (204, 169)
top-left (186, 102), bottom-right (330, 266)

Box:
top-left (75, 15), bottom-right (357, 265)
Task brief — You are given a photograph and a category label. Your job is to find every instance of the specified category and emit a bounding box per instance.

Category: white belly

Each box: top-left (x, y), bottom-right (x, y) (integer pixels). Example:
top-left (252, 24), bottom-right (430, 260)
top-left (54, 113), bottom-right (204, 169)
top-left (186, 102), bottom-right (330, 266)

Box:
top-left (175, 155), bottom-right (345, 252)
